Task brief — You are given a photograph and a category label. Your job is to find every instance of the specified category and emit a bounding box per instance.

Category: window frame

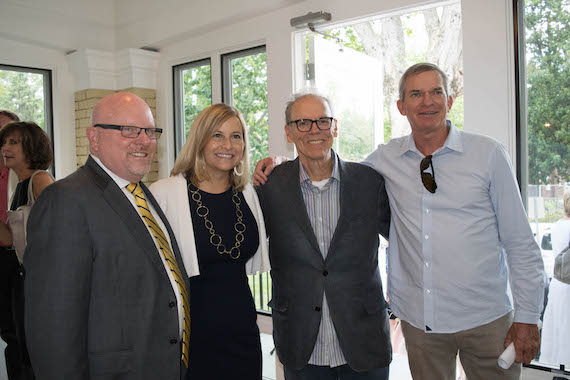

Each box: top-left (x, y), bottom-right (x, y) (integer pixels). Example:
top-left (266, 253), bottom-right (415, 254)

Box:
top-left (513, 0), bottom-right (570, 374)
top-left (172, 57), bottom-right (212, 154)
top-left (220, 45), bottom-right (267, 105)
top-left (0, 63), bottom-right (54, 173)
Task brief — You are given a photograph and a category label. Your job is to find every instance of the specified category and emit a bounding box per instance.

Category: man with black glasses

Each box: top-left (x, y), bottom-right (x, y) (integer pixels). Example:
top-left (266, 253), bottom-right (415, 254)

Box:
top-left (256, 93), bottom-right (392, 380)
top-left (24, 92), bottom-right (189, 380)
top-left (363, 62), bottom-right (544, 380)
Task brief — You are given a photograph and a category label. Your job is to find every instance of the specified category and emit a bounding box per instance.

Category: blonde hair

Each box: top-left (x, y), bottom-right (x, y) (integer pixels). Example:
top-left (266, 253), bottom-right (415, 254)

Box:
top-left (171, 103), bottom-right (250, 191)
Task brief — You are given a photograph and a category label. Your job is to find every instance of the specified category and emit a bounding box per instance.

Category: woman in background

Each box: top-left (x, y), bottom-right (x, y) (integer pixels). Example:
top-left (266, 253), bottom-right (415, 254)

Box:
top-left (150, 104), bottom-right (269, 380)
top-left (0, 121), bottom-right (54, 380)
top-left (540, 191), bottom-right (570, 367)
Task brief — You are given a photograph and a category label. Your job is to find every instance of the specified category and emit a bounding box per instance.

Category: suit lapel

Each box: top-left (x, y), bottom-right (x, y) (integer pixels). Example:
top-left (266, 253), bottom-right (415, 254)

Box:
top-left (326, 158), bottom-right (351, 261)
top-left (85, 158), bottom-right (170, 280)
top-left (285, 159), bottom-right (322, 256)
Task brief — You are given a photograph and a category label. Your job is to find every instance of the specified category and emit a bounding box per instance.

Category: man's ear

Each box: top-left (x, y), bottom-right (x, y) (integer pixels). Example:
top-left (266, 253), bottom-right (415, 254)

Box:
top-left (447, 95), bottom-right (454, 112)
top-left (332, 119), bottom-right (339, 138)
top-left (284, 124), bottom-right (294, 143)
top-left (397, 99), bottom-right (406, 116)
top-left (86, 126), bottom-right (99, 153)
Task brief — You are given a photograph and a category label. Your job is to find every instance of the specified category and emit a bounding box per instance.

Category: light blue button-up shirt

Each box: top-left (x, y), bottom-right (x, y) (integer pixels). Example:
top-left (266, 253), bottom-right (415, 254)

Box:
top-left (364, 122), bottom-right (545, 333)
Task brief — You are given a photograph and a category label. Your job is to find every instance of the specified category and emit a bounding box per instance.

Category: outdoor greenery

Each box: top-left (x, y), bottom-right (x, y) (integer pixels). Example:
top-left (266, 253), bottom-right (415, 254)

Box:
top-left (319, 4), bottom-right (464, 162)
top-left (0, 69), bottom-right (45, 128)
top-left (182, 63), bottom-right (212, 138)
top-left (525, 0), bottom-right (570, 185)
top-left (228, 52), bottom-right (269, 177)
top-left (181, 53), bottom-right (268, 178)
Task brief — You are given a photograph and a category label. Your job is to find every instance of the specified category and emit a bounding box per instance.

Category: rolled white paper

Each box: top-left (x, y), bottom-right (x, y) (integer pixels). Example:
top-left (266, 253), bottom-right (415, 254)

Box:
top-left (498, 321), bottom-right (542, 369)
top-left (498, 342), bottom-right (516, 369)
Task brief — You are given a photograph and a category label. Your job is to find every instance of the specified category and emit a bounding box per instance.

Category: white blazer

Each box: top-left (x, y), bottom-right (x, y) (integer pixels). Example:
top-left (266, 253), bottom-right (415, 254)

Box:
top-left (150, 174), bottom-right (270, 277)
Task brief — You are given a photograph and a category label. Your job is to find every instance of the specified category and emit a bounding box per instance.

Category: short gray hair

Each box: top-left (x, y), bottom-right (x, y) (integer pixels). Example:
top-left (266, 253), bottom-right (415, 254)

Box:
top-left (399, 62), bottom-right (450, 100)
top-left (284, 91), bottom-right (334, 124)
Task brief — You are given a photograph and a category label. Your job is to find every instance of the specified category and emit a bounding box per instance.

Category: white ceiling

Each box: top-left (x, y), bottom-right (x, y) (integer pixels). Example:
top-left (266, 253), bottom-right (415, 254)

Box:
top-left (0, 0), bottom-right (304, 51)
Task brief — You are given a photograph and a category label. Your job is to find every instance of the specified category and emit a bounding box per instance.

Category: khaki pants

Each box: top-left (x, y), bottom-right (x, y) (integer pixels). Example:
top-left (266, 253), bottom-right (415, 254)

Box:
top-left (401, 312), bottom-right (521, 380)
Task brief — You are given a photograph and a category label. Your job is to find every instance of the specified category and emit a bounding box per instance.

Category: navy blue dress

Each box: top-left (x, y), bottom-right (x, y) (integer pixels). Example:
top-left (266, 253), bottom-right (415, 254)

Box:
top-left (186, 183), bottom-right (261, 380)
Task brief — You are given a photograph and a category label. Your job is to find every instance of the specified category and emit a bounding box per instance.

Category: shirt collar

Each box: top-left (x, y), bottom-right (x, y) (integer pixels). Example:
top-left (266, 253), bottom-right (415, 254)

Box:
top-left (90, 154), bottom-right (132, 189)
top-left (299, 150), bottom-right (340, 185)
top-left (399, 120), bottom-right (464, 157)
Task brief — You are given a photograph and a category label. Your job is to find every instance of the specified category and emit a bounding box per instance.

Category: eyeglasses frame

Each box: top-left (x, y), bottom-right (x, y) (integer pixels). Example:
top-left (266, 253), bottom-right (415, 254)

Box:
top-left (93, 124), bottom-right (163, 140)
top-left (288, 117), bottom-right (335, 132)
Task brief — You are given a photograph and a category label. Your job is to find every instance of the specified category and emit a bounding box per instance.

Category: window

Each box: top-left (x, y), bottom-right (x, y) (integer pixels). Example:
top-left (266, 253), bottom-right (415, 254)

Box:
top-left (222, 46), bottom-right (269, 177)
top-left (515, 0), bottom-right (570, 372)
top-left (0, 64), bottom-right (53, 140)
top-left (293, 2), bottom-right (463, 162)
top-left (173, 58), bottom-right (212, 152)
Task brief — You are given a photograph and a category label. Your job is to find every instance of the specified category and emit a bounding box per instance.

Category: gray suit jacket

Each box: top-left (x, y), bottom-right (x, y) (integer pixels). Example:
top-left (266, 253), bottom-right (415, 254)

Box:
top-left (24, 157), bottom-right (188, 380)
top-left (257, 157), bottom-right (392, 371)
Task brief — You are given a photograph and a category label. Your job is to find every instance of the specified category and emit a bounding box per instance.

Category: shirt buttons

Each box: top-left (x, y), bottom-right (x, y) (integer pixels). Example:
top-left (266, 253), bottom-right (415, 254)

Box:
top-left (170, 338), bottom-right (178, 344)
top-left (426, 289), bottom-right (431, 294)
top-left (424, 234), bottom-right (429, 240)
top-left (314, 306), bottom-right (321, 312)
top-left (169, 301), bottom-right (176, 308)
top-left (425, 208), bottom-right (430, 214)
top-left (323, 270), bottom-right (328, 276)
top-left (425, 262), bottom-right (430, 268)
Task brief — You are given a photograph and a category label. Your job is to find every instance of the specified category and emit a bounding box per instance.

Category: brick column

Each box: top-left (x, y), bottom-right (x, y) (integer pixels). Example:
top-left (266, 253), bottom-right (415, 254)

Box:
top-left (68, 48), bottom-right (160, 186)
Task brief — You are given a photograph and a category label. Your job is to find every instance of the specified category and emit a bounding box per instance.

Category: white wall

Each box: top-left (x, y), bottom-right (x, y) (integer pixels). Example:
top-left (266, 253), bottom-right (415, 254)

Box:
top-left (0, 0), bottom-right (115, 51)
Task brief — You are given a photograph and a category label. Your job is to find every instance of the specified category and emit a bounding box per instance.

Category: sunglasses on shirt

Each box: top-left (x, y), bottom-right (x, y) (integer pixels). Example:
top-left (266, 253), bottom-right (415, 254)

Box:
top-left (420, 155), bottom-right (437, 193)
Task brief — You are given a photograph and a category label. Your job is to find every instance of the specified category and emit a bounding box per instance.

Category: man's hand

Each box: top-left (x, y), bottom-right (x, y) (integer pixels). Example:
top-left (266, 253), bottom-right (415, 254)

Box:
top-left (252, 156), bottom-right (288, 185)
top-left (504, 322), bottom-right (540, 365)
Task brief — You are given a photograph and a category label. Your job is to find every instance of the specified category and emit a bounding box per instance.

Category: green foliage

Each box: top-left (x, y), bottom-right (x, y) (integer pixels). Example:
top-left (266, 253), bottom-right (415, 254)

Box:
top-left (447, 94), bottom-right (464, 130)
top-left (229, 52), bottom-right (268, 176)
top-left (337, 109), bottom-right (375, 162)
top-left (0, 70), bottom-right (45, 127)
top-left (525, 0), bottom-right (570, 184)
top-left (327, 27), bottom-right (365, 53)
top-left (182, 64), bottom-right (212, 137)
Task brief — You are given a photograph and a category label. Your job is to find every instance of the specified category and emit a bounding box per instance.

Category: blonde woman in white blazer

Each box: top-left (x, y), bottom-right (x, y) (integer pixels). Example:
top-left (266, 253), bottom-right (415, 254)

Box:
top-left (150, 104), bottom-right (269, 380)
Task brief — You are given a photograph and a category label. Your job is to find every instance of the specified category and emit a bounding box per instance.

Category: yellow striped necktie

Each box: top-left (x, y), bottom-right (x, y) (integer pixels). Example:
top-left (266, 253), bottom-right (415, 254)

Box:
top-left (126, 182), bottom-right (190, 367)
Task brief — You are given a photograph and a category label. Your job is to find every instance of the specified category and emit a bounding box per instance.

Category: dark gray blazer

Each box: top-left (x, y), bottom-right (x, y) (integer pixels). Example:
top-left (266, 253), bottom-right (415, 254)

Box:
top-left (24, 157), bottom-right (188, 380)
top-left (257, 157), bottom-right (392, 371)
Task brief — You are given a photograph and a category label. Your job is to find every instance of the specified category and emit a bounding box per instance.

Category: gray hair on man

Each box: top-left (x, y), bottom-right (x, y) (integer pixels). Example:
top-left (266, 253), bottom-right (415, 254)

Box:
top-left (284, 90), bottom-right (334, 124)
top-left (398, 62), bottom-right (450, 100)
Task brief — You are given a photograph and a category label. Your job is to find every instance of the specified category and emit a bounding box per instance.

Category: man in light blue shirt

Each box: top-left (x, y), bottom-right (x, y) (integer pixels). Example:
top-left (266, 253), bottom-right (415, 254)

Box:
top-left (363, 63), bottom-right (544, 379)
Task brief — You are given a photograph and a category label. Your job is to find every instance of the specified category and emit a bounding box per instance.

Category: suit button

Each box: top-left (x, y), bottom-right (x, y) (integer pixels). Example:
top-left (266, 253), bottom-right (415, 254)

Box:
top-left (170, 338), bottom-right (178, 344)
top-left (322, 270), bottom-right (328, 276)
top-left (169, 301), bottom-right (176, 308)
top-left (314, 306), bottom-right (321, 312)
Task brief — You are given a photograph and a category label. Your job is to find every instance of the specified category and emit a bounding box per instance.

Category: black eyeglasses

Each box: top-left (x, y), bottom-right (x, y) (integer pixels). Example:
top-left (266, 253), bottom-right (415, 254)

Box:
top-left (94, 124), bottom-right (163, 140)
top-left (420, 155), bottom-right (437, 193)
top-left (288, 117), bottom-right (334, 132)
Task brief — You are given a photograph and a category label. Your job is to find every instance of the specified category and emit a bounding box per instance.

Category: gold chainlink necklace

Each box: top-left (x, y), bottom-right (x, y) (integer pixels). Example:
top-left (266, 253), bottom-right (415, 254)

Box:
top-left (189, 185), bottom-right (246, 260)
